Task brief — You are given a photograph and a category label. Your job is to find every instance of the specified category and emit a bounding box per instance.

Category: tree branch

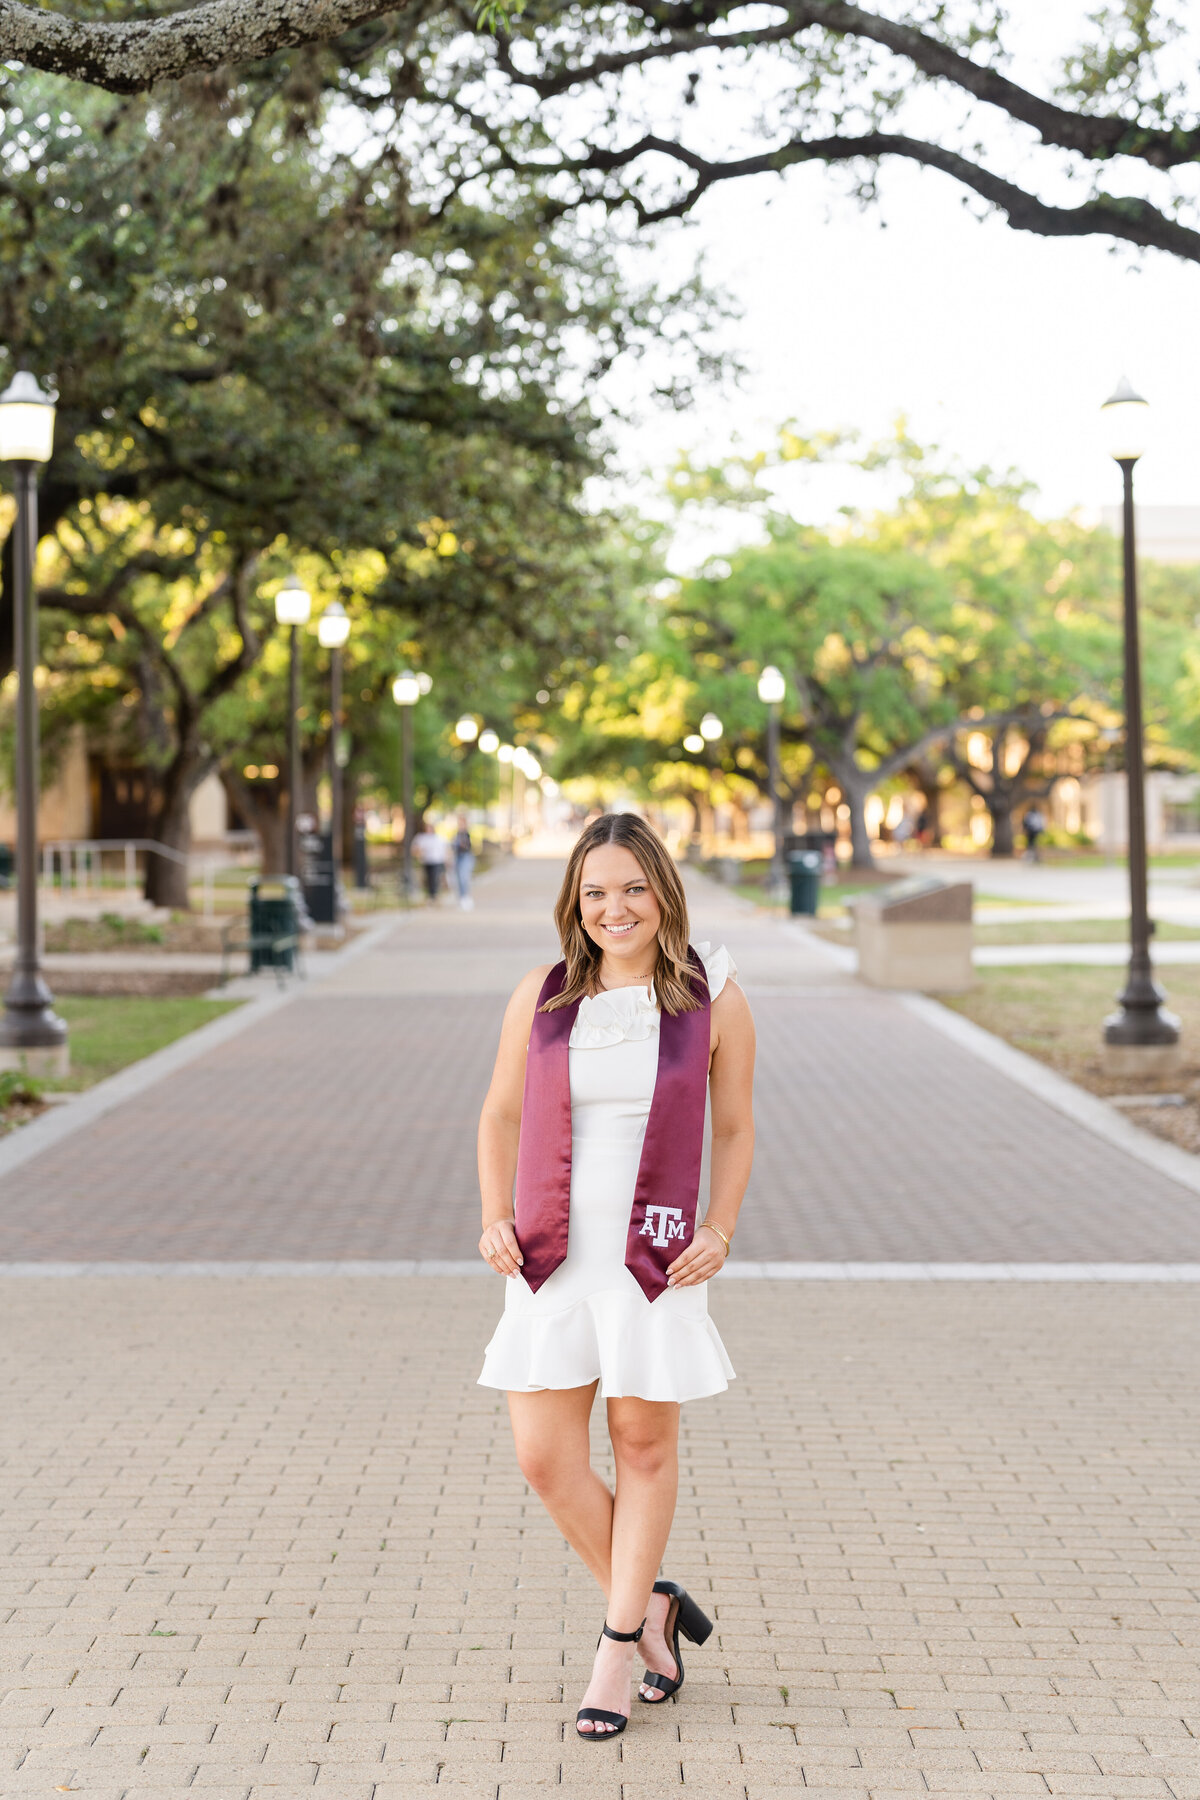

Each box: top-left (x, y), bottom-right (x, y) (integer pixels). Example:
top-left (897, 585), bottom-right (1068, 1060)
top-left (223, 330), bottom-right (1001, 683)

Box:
top-left (0, 0), bottom-right (425, 94)
top-left (567, 129), bottom-right (1200, 262)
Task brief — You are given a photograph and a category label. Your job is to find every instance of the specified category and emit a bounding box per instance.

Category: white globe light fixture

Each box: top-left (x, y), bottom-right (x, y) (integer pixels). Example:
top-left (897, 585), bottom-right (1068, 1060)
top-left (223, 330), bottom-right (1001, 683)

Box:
top-left (699, 712), bottom-right (723, 742)
top-left (455, 715), bottom-right (480, 743)
top-left (392, 669), bottom-right (420, 706)
top-left (683, 734), bottom-right (704, 754)
top-left (316, 600), bottom-right (350, 649)
top-left (274, 574), bottom-right (312, 627)
top-left (478, 729), bottom-right (500, 754)
top-left (1101, 375), bottom-right (1150, 463)
top-left (757, 664), bottom-right (786, 705)
top-left (497, 743), bottom-right (514, 764)
top-left (0, 368), bottom-right (56, 463)
top-left (416, 671), bottom-right (433, 695)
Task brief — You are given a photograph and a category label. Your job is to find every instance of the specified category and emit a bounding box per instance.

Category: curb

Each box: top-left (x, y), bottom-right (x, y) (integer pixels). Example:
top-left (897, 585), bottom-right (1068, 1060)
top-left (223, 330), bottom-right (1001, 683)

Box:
top-left (1, 1259), bottom-right (1198, 1280)
top-left (901, 989), bottom-right (1200, 1199)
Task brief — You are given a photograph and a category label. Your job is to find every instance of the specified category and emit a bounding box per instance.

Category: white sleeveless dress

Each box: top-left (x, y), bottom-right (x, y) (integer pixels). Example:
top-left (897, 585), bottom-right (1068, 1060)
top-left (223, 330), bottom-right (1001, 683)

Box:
top-left (478, 942), bottom-right (737, 1404)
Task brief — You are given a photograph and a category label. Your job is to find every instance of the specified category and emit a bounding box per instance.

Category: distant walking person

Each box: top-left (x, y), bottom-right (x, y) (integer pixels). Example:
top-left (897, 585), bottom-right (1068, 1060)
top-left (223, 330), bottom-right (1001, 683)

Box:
top-left (476, 813), bottom-right (756, 1741)
top-left (453, 811), bottom-right (476, 911)
top-left (411, 817), bottom-right (449, 901)
top-left (1022, 805), bottom-right (1046, 863)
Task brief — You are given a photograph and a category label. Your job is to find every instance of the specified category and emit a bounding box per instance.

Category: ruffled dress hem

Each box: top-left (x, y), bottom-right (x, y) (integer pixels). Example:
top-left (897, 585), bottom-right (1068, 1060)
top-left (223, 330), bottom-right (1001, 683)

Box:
top-left (478, 1285), bottom-right (735, 1402)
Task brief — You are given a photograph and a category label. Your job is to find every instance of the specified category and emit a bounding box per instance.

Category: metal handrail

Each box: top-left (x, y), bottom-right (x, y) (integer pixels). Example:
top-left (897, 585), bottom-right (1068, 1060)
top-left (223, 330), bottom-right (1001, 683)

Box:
top-left (38, 837), bottom-right (257, 917)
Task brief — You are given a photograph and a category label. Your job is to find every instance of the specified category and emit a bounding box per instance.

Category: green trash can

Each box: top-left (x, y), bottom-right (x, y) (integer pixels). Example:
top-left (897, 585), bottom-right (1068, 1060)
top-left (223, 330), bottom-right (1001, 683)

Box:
top-left (787, 849), bottom-right (822, 916)
top-left (247, 877), bottom-right (301, 974)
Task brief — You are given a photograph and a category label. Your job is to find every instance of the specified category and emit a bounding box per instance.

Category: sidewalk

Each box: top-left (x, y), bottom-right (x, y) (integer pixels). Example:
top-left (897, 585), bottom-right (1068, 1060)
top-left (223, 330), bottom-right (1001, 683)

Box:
top-left (3, 855), bottom-right (1200, 1799)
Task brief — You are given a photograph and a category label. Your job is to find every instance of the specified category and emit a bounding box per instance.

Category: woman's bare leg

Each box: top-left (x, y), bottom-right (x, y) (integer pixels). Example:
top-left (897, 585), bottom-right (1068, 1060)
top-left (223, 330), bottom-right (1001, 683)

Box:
top-left (507, 1384), bottom-right (614, 1595)
top-left (573, 1396), bottom-right (681, 1733)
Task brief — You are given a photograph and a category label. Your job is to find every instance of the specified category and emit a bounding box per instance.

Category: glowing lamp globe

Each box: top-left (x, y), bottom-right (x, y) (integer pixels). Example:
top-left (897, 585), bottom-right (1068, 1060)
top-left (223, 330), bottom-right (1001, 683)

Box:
top-left (392, 669), bottom-right (420, 706)
top-left (0, 369), bottom-right (56, 463)
top-left (274, 575), bottom-right (312, 627)
top-left (1101, 376), bottom-right (1150, 462)
top-left (757, 665), bottom-right (786, 705)
top-left (317, 601), bottom-right (350, 649)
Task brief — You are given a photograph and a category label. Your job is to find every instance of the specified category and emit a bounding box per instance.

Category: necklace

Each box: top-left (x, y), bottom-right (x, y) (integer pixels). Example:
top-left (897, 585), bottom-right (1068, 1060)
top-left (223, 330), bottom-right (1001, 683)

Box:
top-left (599, 970), bottom-right (655, 990)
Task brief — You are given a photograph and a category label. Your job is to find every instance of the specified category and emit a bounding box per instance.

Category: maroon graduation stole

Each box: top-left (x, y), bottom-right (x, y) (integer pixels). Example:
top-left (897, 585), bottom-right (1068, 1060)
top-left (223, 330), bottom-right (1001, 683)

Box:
top-left (513, 949), bottom-right (711, 1302)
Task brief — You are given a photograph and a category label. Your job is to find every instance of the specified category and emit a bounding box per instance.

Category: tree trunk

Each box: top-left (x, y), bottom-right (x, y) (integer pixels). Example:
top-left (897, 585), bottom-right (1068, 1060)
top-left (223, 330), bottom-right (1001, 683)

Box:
top-left (830, 760), bottom-right (876, 871)
top-left (145, 753), bottom-right (205, 910)
top-left (220, 770), bottom-right (288, 873)
top-left (990, 796), bottom-right (1016, 857)
top-left (906, 757), bottom-right (945, 847)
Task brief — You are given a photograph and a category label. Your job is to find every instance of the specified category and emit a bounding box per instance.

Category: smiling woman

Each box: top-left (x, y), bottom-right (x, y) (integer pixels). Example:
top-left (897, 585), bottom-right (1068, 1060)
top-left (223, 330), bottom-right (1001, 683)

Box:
top-left (474, 813), bottom-right (756, 1742)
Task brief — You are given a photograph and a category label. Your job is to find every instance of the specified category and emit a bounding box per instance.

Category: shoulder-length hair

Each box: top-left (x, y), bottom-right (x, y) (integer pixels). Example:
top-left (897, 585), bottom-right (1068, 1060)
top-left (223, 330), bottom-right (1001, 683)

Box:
top-left (542, 814), bottom-right (704, 1016)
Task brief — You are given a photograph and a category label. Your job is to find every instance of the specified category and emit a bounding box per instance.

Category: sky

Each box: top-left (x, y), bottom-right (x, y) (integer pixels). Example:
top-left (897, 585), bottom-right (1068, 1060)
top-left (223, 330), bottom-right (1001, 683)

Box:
top-left (591, 12), bottom-right (1200, 565)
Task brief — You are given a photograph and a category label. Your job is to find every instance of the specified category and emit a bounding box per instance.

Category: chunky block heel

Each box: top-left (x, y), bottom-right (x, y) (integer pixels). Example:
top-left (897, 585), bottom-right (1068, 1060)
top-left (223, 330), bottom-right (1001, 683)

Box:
top-left (639, 1580), bottom-right (713, 1703)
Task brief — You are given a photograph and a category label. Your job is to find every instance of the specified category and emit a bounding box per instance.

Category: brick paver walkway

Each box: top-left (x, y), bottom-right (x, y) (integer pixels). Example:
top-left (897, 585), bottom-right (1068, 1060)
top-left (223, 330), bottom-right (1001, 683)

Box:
top-left (4, 852), bottom-right (1200, 1797)
top-left (2, 855), bottom-right (1200, 1261)
top-left (4, 1275), bottom-right (1200, 1799)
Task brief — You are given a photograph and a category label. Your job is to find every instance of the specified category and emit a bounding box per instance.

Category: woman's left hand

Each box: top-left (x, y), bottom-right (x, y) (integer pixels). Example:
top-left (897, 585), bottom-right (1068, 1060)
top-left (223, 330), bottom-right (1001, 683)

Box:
top-left (666, 1225), bottom-right (727, 1288)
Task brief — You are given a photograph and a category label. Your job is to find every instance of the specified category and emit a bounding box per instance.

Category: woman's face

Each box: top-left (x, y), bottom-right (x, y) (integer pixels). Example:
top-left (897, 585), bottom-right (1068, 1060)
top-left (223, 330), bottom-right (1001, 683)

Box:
top-left (578, 843), bottom-right (662, 968)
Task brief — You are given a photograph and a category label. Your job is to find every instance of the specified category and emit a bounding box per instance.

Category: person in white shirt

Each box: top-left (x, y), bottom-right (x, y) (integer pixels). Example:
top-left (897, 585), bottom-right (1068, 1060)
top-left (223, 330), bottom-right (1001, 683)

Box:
top-left (411, 817), bottom-right (449, 901)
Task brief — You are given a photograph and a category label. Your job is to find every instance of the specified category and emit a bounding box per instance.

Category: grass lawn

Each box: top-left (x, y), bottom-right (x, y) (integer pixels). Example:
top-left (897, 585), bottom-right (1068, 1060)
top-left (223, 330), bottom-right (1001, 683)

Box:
top-left (975, 918), bottom-right (1200, 946)
top-left (939, 965), bottom-right (1200, 1099)
top-left (48, 995), bottom-right (241, 1091)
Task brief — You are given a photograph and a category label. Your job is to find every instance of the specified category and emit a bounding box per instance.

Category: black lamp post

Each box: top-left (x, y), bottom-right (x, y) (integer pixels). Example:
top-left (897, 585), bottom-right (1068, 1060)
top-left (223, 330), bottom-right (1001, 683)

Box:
top-left (317, 600), bottom-right (351, 909)
top-left (274, 574), bottom-right (311, 877)
top-left (392, 669), bottom-right (430, 899)
top-left (0, 370), bottom-right (68, 1072)
top-left (758, 664), bottom-right (788, 898)
top-left (1100, 377), bottom-right (1181, 1069)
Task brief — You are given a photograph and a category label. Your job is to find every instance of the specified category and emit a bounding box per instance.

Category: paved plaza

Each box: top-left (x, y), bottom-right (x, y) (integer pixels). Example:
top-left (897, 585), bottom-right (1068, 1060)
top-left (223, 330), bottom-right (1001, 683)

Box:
top-left (2, 855), bottom-right (1200, 1797)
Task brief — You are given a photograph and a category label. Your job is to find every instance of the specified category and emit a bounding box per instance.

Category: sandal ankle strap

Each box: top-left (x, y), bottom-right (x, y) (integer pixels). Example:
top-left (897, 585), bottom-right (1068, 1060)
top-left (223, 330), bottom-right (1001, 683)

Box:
top-left (601, 1619), bottom-right (645, 1643)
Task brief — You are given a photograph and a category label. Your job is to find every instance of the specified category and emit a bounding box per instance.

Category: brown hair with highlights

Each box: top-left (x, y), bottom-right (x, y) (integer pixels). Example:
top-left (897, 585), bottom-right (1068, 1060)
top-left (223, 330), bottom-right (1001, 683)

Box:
top-left (542, 814), bottom-right (705, 1016)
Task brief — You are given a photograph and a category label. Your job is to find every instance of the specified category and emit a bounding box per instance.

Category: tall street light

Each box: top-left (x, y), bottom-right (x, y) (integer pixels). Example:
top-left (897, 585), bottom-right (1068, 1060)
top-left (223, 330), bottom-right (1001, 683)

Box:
top-left (477, 728), bottom-right (500, 836)
top-left (317, 600), bottom-right (351, 908)
top-left (392, 668), bottom-right (429, 900)
top-left (274, 574), bottom-right (311, 877)
top-left (1100, 378), bottom-right (1180, 1072)
top-left (758, 664), bottom-right (788, 898)
top-left (497, 742), bottom-right (515, 847)
top-left (0, 369), bottom-right (67, 1072)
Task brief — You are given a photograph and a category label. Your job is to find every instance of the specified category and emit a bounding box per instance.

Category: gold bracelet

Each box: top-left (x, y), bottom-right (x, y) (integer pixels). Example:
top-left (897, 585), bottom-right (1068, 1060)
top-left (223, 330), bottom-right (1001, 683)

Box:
top-left (699, 1220), bottom-right (731, 1259)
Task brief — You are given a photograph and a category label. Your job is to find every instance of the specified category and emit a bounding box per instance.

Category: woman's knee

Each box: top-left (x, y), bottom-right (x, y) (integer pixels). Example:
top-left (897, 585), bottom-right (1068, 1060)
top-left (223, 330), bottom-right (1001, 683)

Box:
top-left (514, 1433), bottom-right (590, 1496)
top-left (609, 1409), bottom-right (678, 1480)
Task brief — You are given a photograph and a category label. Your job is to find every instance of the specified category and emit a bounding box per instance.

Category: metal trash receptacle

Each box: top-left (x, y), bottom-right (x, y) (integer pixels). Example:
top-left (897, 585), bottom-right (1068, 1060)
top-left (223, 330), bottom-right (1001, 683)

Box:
top-left (248, 877), bottom-right (301, 973)
top-left (787, 849), bottom-right (822, 915)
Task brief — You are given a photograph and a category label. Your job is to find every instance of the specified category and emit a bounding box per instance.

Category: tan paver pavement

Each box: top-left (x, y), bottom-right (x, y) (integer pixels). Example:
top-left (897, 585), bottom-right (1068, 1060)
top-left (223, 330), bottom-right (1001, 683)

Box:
top-left (3, 852), bottom-right (1200, 1796)
top-left (3, 1276), bottom-right (1199, 1799)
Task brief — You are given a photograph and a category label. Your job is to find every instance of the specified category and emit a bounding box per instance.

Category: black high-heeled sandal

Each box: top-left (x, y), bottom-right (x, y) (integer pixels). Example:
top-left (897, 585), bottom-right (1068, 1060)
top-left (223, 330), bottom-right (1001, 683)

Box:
top-left (576, 1618), bottom-right (645, 1740)
top-left (638, 1580), bottom-right (713, 1703)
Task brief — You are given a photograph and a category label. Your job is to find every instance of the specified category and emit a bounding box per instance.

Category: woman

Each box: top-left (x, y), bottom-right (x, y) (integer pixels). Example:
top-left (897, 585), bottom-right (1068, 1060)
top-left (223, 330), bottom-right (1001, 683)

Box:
top-left (453, 810), bottom-right (476, 911)
top-left (476, 813), bottom-right (756, 1740)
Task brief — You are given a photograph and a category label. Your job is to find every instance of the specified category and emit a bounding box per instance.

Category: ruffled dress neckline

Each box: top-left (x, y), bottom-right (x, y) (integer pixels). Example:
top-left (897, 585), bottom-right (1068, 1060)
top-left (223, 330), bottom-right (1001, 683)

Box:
top-left (570, 942), bottom-right (734, 1050)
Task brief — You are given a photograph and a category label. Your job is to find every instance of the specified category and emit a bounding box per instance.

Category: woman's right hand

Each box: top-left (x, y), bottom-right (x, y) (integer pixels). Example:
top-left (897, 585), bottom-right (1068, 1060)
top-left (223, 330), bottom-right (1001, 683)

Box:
top-left (479, 1218), bottom-right (524, 1277)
